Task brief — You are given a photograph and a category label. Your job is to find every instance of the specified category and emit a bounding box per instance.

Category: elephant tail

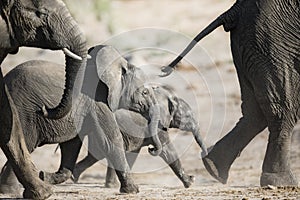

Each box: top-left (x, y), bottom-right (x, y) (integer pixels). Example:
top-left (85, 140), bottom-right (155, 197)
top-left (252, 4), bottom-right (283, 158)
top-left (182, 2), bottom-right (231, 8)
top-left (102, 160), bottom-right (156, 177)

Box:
top-left (160, 0), bottom-right (241, 77)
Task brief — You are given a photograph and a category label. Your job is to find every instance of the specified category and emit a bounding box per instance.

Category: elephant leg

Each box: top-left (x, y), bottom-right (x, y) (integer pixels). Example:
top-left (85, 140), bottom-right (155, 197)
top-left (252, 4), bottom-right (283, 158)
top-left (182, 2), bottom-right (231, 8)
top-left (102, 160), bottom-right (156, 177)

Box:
top-left (105, 149), bottom-right (141, 188)
top-left (158, 131), bottom-right (195, 188)
top-left (88, 103), bottom-right (139, 193)
top-left (0, 85), bottom-right (52, 199)
top-left (202, 77), bottom-right (268, 184)
top-left (248, 70), bottom-right (298, 186)
top-left (40, 136), bottom-right (82, 184)
top-left (72, 152), bottom-right (98, 183)
top-left (0, 162), bottom-right (21, 195)
top-left (106, 153), bottom-right (139, 193)
top-left (105, 160), bottom-right (119, 188)
top-left (260, 106), bottom-right (298, 186)
top-left (105, 144), bottom-right (140, 193)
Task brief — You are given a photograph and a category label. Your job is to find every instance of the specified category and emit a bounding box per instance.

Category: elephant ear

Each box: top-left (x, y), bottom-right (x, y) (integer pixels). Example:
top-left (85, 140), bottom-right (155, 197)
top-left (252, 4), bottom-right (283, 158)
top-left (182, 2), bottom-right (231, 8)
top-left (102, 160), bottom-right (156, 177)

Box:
top-left (82, 45), bottom-right (128, 111)
top-left (154, 85), bottom-right (178, 128)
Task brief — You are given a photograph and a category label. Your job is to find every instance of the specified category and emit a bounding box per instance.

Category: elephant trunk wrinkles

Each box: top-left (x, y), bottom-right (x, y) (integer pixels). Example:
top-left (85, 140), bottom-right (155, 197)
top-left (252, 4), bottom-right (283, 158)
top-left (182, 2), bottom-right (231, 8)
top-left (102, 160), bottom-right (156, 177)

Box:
top-left (162, 0), bottom-right (241, 74)
top-left (43, 7), bottom-right (87, 119)
top-left (148, 102), bottom-right (163, 156)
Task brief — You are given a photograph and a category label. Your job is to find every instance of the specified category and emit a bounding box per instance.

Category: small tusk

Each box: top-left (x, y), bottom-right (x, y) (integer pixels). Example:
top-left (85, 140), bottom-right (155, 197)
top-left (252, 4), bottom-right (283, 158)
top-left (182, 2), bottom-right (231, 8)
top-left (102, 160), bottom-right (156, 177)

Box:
top-left (87, 54), bottom-right (92, 59)
top-left (41, 105), bottom-right (48, 117)
top-left (62, 48), bottom-right (82, 61)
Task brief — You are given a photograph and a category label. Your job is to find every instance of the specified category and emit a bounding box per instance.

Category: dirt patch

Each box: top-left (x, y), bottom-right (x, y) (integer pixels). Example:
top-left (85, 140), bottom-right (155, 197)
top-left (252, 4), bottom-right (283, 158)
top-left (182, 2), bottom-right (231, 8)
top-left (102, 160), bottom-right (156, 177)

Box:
top-left (0, 0), bottom-right (299, 199)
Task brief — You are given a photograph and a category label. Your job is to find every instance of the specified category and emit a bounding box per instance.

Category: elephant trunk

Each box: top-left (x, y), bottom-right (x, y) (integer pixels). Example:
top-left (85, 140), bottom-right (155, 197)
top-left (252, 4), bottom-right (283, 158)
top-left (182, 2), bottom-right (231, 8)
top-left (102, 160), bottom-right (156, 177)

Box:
top-left (192, 127), bottom-right (208, 157)
top-left (148, 95), bottom-right (163, 156)
top-left (160, 0), bottom-right (241, 76)
top-left (42, 7), bottom-right (87, 119)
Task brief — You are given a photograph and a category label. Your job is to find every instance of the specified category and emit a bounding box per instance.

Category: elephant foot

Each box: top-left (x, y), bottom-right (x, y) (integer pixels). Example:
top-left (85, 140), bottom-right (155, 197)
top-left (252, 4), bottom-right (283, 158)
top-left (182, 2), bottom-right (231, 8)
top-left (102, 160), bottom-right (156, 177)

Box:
top-left (115, 171), bottom-right (139, 194)
top-left (182, 175), bottom-right (195, 188)
top-left (202, 154), bottom-right (229, 184)
top-left (260, 171), bottom-right (298, 187)
top-left (23, 183), bottom-right (53, 200)
top-left (105, 179), bottom-right (119, 188)
top-left (39, 168), bottom-right (72, 185)
top-left (71, 168), bottom-right (81, 183)
top-left (119, 183), bottom-right (139, 194)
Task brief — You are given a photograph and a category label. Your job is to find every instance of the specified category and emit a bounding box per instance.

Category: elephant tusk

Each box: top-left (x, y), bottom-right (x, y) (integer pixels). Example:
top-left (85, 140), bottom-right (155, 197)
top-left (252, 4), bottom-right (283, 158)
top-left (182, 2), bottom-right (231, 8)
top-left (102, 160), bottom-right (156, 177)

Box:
top-left (41, 105), bottom-right (48, 117)
top-left (62, 48), bottom-right (83, 61)
top-left (87, 54), bottom-right (92, 59)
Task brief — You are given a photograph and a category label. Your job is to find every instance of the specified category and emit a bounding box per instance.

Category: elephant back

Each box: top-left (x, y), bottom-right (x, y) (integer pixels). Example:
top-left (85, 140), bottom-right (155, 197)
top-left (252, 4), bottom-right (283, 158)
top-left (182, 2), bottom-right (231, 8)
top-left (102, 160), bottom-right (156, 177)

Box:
top-left (5, 60), bottom-right (65, 111)
top-left (4, 60), bottom-right (78, 150)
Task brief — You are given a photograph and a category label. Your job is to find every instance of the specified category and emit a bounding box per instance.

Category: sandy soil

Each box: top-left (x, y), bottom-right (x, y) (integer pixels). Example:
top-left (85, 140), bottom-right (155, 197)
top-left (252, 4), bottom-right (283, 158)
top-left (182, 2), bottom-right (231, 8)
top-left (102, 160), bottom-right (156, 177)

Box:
top-left (0, 0), bottom-right (299, 199)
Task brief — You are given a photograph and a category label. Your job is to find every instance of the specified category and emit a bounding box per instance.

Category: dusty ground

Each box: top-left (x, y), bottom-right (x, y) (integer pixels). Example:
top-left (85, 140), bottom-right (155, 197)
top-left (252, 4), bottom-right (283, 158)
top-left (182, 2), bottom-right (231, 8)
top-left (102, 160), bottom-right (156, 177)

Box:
top-left (0, 0), bottom-right (299, 199)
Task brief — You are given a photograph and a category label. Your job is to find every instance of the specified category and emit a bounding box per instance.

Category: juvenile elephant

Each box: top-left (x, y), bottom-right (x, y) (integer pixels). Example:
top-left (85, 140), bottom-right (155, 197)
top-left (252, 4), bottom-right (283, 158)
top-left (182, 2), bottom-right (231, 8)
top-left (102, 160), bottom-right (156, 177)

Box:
top-left (1, 46), bottom-right (142, 196)
top-left (130, 84), bottom-right (207, 156)
top-left (71, 84), bottom-right (207, 186)
top-left (72, 109), bottom-right (196, 188)
top-left (161, 0), bottom-right (299, 186)
top-left (0, 0), bottom-right (87, 198)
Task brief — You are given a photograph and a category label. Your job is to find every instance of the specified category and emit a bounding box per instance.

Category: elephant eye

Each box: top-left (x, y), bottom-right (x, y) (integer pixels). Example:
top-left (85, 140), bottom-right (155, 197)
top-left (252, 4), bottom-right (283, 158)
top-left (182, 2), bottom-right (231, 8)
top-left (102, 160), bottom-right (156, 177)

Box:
top-left (121, 67), bottom-right (126, 75)
top-left (142, 89), bottom-right (149, 96)
top-left (35, 8), bottom-right (48, 17)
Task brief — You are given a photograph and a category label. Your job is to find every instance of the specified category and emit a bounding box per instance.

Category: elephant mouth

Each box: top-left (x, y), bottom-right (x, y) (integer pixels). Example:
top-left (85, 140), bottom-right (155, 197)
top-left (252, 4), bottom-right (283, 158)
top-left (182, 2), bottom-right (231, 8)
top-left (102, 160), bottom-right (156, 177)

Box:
top-left (129, 103), bottom-right (141, 112)
top-left (130, 103), bottom-right (149, 114)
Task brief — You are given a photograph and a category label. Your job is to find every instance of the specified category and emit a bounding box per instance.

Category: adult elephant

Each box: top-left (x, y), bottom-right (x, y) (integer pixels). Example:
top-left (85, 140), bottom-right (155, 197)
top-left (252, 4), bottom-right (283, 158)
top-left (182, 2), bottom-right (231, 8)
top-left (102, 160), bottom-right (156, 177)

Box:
top-left (0, 0), bottom-right (87, 199)
top-left (161, 0), bottom-right (299, 186)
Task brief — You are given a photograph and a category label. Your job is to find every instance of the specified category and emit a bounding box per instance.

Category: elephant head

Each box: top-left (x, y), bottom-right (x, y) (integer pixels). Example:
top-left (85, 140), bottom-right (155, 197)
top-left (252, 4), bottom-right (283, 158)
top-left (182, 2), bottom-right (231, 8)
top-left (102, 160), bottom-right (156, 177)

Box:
top-left (0, 0), bottom-right (88, 119)
top-left (131, 84), bottom-right (208, 156)
top-left (130, 84), bottom-right (163, 156)
top-left (130, 84), bottom-right (175, 132)
top-left (82, 45), bottom-right (163, 156)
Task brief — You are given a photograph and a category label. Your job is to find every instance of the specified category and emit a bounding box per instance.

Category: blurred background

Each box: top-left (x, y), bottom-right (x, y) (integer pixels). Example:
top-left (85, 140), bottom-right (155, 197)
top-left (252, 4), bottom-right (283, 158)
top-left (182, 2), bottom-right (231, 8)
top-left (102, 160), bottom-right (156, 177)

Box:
top-left (1, 1), bottom-right (299, 198)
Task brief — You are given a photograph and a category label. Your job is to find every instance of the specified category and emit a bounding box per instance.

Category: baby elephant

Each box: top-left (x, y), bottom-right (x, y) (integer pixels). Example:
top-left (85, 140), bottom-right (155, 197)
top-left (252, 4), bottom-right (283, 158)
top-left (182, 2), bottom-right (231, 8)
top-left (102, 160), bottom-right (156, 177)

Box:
top-left (73, 109), bottom-right (196, 188)
top-left (130, 84), bottom-right (207, 156)
top-left (72, 84), bottom-right (207, 188)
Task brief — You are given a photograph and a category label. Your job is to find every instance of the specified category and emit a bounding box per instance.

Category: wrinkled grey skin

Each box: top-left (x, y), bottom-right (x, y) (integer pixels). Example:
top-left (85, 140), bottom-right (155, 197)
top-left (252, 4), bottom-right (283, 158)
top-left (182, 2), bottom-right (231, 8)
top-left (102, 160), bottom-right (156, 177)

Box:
top-left (1, 48), bottom-right (140, 195)
top-left (42, 46), bottom-right (200, 188)
top-left (73, 109), bottom-right (196, 188)
top-left (162, 0), bottom-right (299, 186)
top-left (0, 0), bottom-right (87, 199)
top-left (71, 84), bottom-right (208, 187)
top-left (130, 84), bottom-right (207, 156)
top-left (41, 45), bottom-right (167, 185)
top-left (82, 45), bottom-right (162, 156)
